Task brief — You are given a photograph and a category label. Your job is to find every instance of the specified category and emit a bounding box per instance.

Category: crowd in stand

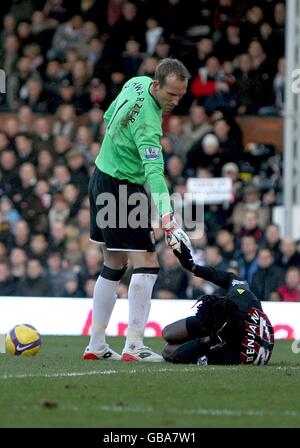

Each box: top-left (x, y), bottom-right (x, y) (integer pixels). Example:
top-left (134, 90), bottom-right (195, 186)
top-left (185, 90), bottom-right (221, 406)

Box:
top-left (0, 0), bottom-right (299, 301)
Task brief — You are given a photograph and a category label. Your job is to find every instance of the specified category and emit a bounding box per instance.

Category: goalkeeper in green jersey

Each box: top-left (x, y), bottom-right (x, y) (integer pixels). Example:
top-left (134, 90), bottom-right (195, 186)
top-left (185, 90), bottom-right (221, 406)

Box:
top-left (84, 58), bottom-right (191, 362)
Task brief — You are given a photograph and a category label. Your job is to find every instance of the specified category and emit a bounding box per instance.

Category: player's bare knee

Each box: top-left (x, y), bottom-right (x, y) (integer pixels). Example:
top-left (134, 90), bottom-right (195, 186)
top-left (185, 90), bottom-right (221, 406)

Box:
top-left (162, 344), bottom-right (173, 361)
top-left (129, 251), bottom-right (159, 269)
top-left (103, 249), bottom-right (128, 270)
top-left (162, 325), bottom-right (172, 342)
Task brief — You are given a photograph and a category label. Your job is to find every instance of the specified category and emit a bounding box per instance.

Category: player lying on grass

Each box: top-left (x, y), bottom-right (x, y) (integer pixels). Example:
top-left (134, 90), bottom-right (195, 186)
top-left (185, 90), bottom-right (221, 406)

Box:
top-left (162, 242), bottom-right (274, 365)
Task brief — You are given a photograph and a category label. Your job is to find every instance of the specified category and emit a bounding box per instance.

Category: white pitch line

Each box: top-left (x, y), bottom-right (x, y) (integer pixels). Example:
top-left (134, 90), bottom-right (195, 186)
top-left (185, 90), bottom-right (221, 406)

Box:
top-left (0, 365), bottom-right (299, 380)
top-left (98, 405), bottom-right (300, 419)
top-left (11, 403), bottom-right (300, 419)
top-left (0, 367), bottom-right (199, 380)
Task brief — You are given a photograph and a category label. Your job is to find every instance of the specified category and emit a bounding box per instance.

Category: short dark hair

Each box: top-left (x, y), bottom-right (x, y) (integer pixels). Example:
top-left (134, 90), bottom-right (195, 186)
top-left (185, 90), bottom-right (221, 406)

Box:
top-left (154, 58), bottom-right (190, 86)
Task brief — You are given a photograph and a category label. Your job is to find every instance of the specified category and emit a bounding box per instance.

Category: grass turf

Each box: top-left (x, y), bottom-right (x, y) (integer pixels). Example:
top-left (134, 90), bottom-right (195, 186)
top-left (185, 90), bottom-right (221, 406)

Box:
top-left (0, 337), bottom-right (299, 428)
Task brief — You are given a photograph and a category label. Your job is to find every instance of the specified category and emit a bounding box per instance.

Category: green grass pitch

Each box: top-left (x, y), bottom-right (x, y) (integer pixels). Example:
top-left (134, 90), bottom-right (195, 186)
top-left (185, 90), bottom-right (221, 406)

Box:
top-left (0, 337), bottom-right (300, 428)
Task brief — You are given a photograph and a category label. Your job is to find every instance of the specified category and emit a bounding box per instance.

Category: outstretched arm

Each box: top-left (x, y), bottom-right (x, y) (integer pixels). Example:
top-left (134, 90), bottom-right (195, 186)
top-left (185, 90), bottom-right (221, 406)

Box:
top-left (173, 242), bottom-right (242, 291)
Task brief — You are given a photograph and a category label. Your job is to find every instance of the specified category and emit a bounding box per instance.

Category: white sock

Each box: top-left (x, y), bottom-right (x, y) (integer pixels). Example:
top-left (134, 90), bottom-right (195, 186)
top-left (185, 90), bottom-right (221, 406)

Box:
top-left (124, 272), bottom-right (158, 352)
top-left (89, 275), bottom-right (119, 351)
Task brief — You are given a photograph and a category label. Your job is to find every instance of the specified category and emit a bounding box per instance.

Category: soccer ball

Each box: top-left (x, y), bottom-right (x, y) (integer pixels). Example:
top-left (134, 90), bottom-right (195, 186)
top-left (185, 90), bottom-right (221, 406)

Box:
top-left (6, 324), bottom-right (42, 356)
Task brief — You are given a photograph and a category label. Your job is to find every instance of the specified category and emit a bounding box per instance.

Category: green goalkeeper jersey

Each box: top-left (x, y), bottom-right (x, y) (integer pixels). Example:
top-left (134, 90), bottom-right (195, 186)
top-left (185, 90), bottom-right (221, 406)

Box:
top-left (95, 76), bottom-right (172, 216)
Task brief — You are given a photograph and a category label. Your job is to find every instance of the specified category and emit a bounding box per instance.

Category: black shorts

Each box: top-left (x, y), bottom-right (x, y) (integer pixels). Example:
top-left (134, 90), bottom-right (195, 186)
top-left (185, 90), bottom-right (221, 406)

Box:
top-left (186, 316), bottom-right (206, 339)
top-left (179, 313), bottom-right (241, 365)
top-left (89, 167), bottom-right (155, 252)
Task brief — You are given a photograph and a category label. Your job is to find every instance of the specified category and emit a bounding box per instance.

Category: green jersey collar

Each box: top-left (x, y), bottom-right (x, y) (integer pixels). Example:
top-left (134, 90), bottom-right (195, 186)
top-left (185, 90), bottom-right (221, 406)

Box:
top-left (148, 82), bottom-right (161, 110)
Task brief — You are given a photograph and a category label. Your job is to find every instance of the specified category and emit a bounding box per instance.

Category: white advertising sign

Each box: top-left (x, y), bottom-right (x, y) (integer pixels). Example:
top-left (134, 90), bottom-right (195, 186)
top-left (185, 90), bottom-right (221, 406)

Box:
top-left (0, 298), bottom-right (299, 340)
top-left (187, 177), bottom-right (232, 204)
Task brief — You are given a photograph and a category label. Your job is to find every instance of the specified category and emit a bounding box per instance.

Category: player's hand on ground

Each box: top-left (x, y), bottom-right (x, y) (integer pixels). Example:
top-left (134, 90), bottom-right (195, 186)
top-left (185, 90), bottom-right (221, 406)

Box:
top-left (173, 241), bottom-right (196, 272)
top-left (162, 213), bottom-right (191, 251)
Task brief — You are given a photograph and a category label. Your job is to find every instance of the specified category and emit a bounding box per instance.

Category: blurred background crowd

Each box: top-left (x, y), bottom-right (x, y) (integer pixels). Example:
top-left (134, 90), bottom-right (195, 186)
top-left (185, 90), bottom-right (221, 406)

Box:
top-left (0, 0), bottom-right (299, 301)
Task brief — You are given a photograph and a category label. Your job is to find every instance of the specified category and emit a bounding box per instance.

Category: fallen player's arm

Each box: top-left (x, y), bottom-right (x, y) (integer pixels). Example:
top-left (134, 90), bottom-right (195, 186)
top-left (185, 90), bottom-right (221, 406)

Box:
top-left (174, 241), bottom-right (243, 291)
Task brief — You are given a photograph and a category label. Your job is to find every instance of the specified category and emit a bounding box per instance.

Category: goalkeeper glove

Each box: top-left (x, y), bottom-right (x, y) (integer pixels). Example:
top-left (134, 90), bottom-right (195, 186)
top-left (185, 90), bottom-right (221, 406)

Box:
top-left (173, 241), bottom-right (196, 272)
top-left (161, 213), bottom-right (191, 251)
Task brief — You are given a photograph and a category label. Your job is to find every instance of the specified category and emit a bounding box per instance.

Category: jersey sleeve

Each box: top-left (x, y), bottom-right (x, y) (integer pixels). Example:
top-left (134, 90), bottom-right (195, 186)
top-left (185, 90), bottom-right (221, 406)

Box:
top-left (194, 265), bottom-right (249, 291)
top-left (131, 106), bottom-right (172, 216)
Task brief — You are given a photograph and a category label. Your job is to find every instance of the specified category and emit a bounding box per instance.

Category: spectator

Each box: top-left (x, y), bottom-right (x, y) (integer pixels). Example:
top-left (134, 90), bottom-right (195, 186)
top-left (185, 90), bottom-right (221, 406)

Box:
top-left (63, 273), bottom-right (84, 298)
top-left (251, 247), bottom-right (285, 301)
top-left (20, 76), bottom-right (49, 113)
top-left (189, 37), bottom-right (214, 76)
top-left (191, 56), bottom-right (221, 104)
top-left (109, 1), bottom-right (145, 57)
top-left (81, 78), bottom-right (110, 112)
top-left (232, 184), bottom-right (270, 234)
top-left (0, 132), bottom-right (10, 151)
top-left (0, 150), bottom-right (21, 199)
top-left (83, 277), bottom-right (96, 298)
top-left (43, 57), bottom-right (67, 97)
top-left (204, 245), bottom-right (228, 271)
top-left (17, 105), bottom-right (34, 133)
top-left (66, 148), bottom-right (89, 197)
top-left (53, 135), bottom-right (72, 163)
top-left (278, 236), bottom-right (300, 270)
top-left (166, 155), bottom-right (185, 191)
top-left (9, 248), bottom-right (27, 284)
top-left (0, 34), bottom-right (20, 79)
top-left (153, 36), bottom-right (171, 60)
top-left (213, 118), bottom-right (241, 160)
top-left (15, 132), bottom-right (37, 165)
top-left (37, 149), bottom-right (54, 178)
top-left (62, 183), bottom-right (82, 218)
top-left (154, 247), bottom-right (189, 299)
top-left (145, 16), bottom-right (164, 56)
top-left (48, 192), bottom-right (70, 227)
top-left (236, 235), bottom-right (259, 285)
top-left (264, 223), bottom-right (282, 264)
top-left (215, 23), bottom-right (245, 63)
top-left (235, 209), bottom-right (264, 246)
top-left (78, 246), bottom-right (103, 290)
top-left (186, 275), bottom-right (208, 301)
top-left (120, 38), bottom-right (146, 80)
top-left (52, 104), bottom-right (77, 140)
top-left (172, 105), bottom-right (213, 164)
top-left (248, 39), bottom-right (275, 112)
top-left (5, 116), bottom-right (19, 141)
top-left (50, 164), bottom-right (71, 193)
top-left (0, 261), bottom-right (15, 296)
top-left (0, 197), bottom-right (22, 232)
top-left (51, 15), bottom-right (85, 55)
top-left (49, 221), bottom-right (67, 253)
top-left (46, 251), bottom-right (72, 297)
top-left (28, 232), bottom-right (47, 262)
top-left (6, 55), bottom-right (33, 111)
top-left (15, 258), bottom-right (53, 297)
top-left (215, 228), bottom-right (237, 263)
top-left (221, 162), bottom-right (243, 204)
top-left (32, 117), bottom-right (54, 154)
top-left (276, 267), bottom-right (300, 302)
top-left (186, 133), bottom-right (227, 176)
top-left (0, 14), bottom-right (16, 47)
top-left (234, 53), bottom-right (263, 115)
top-left (11, 220), bottom-right (31, 252)
top-left (85, 107), bottom-right (104, 142)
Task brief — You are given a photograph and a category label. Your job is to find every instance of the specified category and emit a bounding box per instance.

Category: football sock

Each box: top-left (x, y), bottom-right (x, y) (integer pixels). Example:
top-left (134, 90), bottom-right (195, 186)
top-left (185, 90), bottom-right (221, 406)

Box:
top-left (89, 275), bottom-right (119, 351)
top-left (124, 268), bottom-right (159, 352)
